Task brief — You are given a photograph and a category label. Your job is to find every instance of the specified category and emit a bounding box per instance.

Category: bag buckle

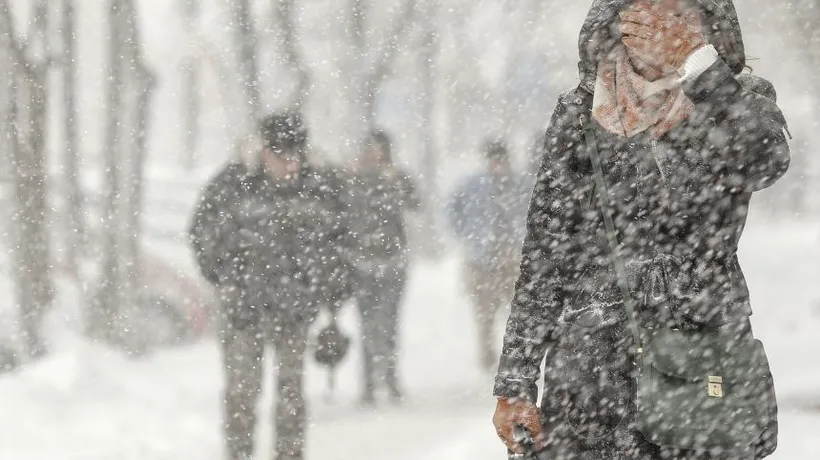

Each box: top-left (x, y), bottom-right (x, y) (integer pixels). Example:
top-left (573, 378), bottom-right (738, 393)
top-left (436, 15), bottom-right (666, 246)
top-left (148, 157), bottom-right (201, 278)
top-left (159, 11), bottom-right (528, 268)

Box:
top-left (707, 376), bottom-right (724, 398)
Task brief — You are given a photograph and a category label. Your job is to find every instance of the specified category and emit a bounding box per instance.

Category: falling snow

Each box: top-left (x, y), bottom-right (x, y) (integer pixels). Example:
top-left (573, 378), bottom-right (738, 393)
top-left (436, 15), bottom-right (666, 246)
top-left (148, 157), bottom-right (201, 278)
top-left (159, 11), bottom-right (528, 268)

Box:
top-left (0, 0), bottom-right (819, 459)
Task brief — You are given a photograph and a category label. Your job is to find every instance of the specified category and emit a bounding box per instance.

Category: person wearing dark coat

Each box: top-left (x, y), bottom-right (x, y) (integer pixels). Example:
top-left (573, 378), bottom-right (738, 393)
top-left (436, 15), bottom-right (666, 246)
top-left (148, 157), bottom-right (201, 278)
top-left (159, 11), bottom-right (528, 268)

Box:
top-left (492, 0), bottom-right (789, 459)
top-left (344, 129), bottom-right (420, 404)
top-left (189, 112), bottom-right (351, 460)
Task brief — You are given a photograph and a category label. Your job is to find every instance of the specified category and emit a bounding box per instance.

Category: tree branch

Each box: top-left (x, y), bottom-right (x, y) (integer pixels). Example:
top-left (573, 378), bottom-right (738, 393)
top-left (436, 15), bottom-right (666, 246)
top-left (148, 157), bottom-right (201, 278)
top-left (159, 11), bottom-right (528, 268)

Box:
top-left (351, 0), bottom-right (367, 53)
top-left (233, 0), bottom-right (260, 117)
top-left (277, 0), bottom-right (311, 109)
top-left (122, 0), bottom-right (156, 90)
top-left (367, 0), bottom-right (417, 90)
top-left (0, 0), bottom-right (33, 73)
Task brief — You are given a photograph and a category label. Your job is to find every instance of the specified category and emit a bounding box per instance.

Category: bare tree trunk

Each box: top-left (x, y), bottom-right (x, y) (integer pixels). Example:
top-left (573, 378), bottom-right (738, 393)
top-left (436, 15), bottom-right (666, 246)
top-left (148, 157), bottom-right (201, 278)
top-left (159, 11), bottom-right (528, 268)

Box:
top-left (182, 0), bottom-right (199, 168)
top-left (346, 0), bottom-right (417, 158)
top-left (62, 0), bottom-right (83, 272)
top-left (0, 51), bottom-right (11, 180)
top-left (90, 0), bottom-right (155, 352)
top-left (794, 0), bottom-right (820, 216)
top-left (181, 61), bottom-right (199, 167)
top-left (91, 0), bottom-right (125, 343)
top-left (233, 0), bottom-right (260, 119)
top-left (348, 0), bottom-right (371, 152)
top-left (276, 0), bottom-right (310, 109)
top-left (22, 68), bottom-right (52, 358)
top-left (798, 0), bottom-right (820, 90)
top-left (417, 0), bottom-right (442, 257)
top-left (122, 0), bottom-right (155, 302)
top-left (119, 0), bottom-right (154, 353)
top-left (1, 0), bottom-right (54, 357)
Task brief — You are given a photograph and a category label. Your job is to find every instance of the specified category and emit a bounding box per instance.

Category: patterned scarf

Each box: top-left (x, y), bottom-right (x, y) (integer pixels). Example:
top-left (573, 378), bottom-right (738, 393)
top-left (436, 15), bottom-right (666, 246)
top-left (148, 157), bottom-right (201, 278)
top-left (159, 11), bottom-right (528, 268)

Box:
top-left (592, 45), bottom-right (693, 140)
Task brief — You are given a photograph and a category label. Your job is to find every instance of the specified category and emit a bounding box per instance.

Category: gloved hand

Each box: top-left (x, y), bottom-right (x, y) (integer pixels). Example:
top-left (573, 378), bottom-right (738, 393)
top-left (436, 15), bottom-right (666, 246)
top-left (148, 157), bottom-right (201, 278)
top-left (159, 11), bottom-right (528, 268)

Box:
top-left (492, 398), bottom-right (543, 455)
top-left (619, 1), bottom-right (706, 74)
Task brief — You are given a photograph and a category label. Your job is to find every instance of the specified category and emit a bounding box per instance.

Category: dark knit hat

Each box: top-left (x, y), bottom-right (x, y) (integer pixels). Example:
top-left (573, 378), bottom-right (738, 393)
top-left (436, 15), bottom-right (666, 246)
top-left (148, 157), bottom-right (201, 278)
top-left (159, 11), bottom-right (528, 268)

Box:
top-left (483, 139), bottom-right (510, 160)
top-left (367, 129), bottom-right (393, 163)
top-left (258, 111), bottom-right (307, 155)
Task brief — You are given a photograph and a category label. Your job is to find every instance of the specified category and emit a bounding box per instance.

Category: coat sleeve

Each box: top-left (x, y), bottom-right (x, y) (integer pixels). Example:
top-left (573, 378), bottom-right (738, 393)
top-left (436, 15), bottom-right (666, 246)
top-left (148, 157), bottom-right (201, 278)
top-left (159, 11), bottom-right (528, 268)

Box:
top-left (326, 172), bottom-right (355, 255)
top-left (682, 59), bottom-right (790, 193)
top-left (493, 95), bottom-right (583, 401)
top-left (446, 178), bottom-right (471, 239)
top-left (188, 166), bottom-right (243, 286)
top-left (399, 172), bottom-right (422, 211)
top-left (311, 170), bottom-right (356, 308)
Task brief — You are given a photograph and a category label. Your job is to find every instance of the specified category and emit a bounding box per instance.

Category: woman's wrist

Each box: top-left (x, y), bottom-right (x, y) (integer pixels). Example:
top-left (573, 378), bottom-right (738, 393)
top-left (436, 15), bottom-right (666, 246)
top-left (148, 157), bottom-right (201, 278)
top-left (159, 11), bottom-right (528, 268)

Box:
top-left (677, 44), bottom-right (719, 82)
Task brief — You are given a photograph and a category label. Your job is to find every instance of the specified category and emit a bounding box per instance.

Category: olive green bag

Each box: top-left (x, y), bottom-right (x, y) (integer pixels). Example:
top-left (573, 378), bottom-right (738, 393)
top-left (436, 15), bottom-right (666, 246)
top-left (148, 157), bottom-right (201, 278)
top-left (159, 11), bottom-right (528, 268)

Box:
top-left (582, 121), bottom-right (778, 452)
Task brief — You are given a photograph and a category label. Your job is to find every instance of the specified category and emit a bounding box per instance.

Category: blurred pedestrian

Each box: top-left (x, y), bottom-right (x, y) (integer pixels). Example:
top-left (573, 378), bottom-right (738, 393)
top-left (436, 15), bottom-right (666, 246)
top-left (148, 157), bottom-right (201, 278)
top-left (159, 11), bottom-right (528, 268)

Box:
top-left (189, 112), bottom-right (352, 460)
top-left (344, 129), bottom-right (420, 405)
top-left (447, 139), bottom-right (531, 371)
top-left (527, 131), bottom-right (545, 179)
top-left (492, 0), bottom-right (788, 458)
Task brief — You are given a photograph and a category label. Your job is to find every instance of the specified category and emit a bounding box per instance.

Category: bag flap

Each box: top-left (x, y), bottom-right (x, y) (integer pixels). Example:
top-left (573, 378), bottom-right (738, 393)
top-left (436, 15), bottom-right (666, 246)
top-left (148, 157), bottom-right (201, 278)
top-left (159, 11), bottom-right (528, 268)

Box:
top-left (644, 329), bottom-right (724, 381)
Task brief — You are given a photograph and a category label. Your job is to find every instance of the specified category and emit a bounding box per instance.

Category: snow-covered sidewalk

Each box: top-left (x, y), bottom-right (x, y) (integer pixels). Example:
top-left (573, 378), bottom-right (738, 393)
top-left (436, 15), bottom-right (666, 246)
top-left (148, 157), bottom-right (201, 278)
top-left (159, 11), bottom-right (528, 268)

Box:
top-left (1, 223), bottom-right (819, 459)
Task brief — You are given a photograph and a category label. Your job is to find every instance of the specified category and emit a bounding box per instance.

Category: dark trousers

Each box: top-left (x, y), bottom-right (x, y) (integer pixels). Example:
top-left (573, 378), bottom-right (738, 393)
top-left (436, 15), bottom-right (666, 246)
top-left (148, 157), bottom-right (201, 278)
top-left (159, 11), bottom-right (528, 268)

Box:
top-left (219, 297), bottom-right (312, 460)
top-left (354, 261), bottom-right (407, 396)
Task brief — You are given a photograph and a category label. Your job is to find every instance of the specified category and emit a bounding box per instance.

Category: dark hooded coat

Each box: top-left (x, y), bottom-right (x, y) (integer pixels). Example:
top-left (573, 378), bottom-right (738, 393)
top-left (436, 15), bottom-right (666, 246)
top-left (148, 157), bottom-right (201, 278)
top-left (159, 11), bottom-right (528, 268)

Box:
top-left (493, 1), bottom-right (789, 458)
top-left (189, 162), bottom-right (352, 328)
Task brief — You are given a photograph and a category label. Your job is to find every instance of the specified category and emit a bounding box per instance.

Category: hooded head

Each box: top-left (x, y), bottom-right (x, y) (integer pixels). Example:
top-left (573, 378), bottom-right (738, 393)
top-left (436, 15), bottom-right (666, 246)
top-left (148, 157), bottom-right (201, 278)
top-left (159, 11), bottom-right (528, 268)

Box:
top-left (483, 139), bottom-right (511, 178)
top-left (577, 0), bottom-right (746, 93)
top-left (366, 129), bottom-right (394, 165)
top-left (355, 129), bottom-right (394, 172)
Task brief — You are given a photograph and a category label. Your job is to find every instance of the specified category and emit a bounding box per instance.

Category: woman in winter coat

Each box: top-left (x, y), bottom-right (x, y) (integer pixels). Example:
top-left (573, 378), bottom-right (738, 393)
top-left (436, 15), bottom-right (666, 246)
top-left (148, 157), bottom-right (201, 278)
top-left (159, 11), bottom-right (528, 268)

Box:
top-left (492, 0), bottom-right (789, 459)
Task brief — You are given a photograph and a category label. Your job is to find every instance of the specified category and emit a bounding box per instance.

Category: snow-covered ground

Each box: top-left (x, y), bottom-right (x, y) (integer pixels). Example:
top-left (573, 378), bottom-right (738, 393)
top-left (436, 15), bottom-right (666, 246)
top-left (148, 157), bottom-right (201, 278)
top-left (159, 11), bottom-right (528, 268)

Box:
top-left (1, 219), bottom-right (819, 460)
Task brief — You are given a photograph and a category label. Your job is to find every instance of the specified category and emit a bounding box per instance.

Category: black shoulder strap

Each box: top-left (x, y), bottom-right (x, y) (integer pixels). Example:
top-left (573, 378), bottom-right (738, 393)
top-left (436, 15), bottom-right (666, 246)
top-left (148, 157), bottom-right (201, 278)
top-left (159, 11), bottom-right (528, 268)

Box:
top-left (581, 116), bottom-right (643, 350)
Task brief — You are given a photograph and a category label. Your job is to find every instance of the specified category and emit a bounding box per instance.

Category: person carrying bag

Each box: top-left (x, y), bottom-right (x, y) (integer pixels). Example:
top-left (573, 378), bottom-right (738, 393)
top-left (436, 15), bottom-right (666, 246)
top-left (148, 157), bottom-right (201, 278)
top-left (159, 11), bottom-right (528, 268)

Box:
top-left (492, 0), bottom-right (788, 458)
top-left (583, 116), bottom-right (779, 456)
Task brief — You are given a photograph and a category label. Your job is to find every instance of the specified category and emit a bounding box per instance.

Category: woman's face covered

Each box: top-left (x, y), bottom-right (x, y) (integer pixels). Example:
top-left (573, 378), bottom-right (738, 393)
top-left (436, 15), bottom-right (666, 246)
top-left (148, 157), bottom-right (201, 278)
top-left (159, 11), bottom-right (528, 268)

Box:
top-left (618, 0), bottom-right (704, 79)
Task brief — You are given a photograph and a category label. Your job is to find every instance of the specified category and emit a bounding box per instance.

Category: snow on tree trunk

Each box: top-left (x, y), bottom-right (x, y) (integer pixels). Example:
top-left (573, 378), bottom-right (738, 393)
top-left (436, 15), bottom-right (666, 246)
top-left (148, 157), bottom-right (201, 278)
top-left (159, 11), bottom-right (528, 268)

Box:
top-left (181, 0), bottom-right (201, 169)
top-left (416, 0), bottom-right (443, 257)
top-left (276, 0), bottom-right (311, 110)
top-left (1, 0), bottom-right (54, 358)
top-left (91, 0), bottom-right (126, 343)
top-left (90, 0), bottom-right (155, 351)
top-left (233, 0), bottom-right (260, 121)
top-left (61, 0), bottom-right (84, 273)
top-left (345, 0), bottom-right (417, 158)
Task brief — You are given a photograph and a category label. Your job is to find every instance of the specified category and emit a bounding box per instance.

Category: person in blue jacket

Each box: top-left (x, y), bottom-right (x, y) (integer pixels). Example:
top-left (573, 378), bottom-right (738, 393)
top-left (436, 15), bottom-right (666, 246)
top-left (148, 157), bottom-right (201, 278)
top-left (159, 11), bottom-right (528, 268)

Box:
top-left (447, 139), bottom-right (532, 371)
